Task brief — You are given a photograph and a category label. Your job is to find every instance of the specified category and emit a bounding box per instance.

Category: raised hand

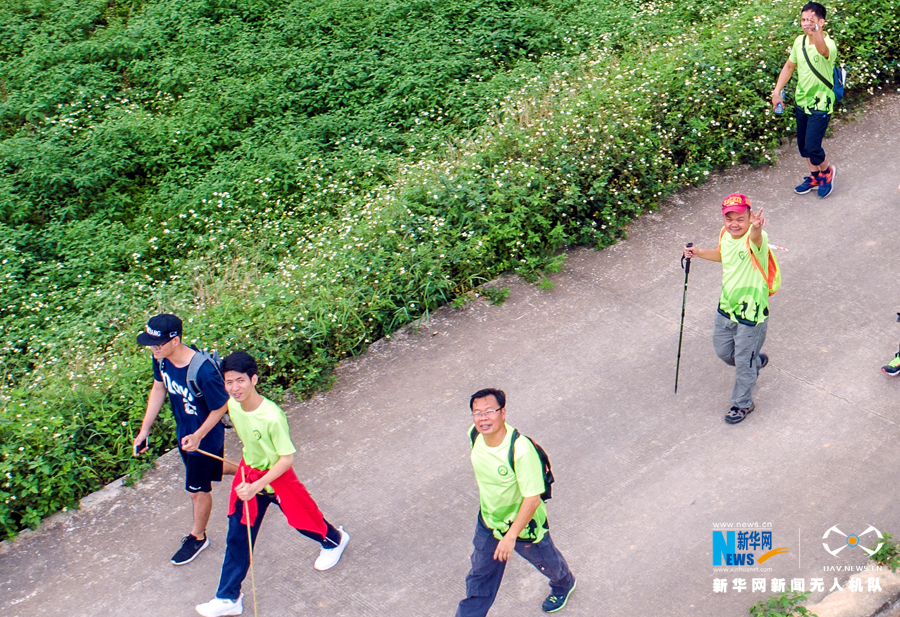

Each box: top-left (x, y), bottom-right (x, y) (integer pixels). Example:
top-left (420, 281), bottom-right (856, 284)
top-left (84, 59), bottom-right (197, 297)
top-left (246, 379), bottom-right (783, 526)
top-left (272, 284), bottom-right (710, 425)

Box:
top-left (750, 207), bottom-right (766, 230)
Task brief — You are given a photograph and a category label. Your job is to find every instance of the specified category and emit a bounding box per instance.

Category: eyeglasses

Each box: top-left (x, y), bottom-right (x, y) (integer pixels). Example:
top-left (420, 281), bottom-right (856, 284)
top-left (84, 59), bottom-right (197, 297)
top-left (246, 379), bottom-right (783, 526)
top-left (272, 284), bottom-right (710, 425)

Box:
top-left (149, 339), bottom-right (174, 351)
top-left (471, 409), bottom-right (502, 419)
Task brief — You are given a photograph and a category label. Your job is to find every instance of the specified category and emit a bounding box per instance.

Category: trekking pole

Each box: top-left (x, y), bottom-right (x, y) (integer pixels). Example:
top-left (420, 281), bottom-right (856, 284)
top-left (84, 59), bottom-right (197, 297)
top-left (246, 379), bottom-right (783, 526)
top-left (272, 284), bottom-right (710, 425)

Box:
top-left (240, 467), bottom-right (259, 617)
top-left (675, 243), bottom-right (693, 394)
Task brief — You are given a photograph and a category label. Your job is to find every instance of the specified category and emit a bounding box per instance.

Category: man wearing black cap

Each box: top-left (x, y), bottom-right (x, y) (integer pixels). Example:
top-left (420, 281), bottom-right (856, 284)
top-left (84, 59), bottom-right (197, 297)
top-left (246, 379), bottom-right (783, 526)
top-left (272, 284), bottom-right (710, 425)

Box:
top-left (134, 314), bottom-right (230, 566)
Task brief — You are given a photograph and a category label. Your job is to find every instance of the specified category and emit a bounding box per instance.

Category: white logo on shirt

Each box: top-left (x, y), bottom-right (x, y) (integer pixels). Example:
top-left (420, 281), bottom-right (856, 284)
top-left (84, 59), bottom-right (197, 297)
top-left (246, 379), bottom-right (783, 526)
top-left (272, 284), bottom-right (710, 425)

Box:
top-left (161, 371), bottom-right (197, 416)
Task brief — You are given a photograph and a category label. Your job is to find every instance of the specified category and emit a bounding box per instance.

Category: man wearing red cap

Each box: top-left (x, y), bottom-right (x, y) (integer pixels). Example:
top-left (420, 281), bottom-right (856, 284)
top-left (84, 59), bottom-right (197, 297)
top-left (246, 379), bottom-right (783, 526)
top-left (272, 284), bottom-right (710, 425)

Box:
top-left (683, 195), bottom-right (772, 424)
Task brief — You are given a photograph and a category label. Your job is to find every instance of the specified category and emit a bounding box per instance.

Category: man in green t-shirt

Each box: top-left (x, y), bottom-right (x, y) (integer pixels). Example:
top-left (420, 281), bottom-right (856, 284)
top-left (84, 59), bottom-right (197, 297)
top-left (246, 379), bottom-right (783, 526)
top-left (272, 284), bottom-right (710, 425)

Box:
top-left (195, 352), bottom-right (349, 617)
top-left (456, 388), bottom-right (576, 616)
top-left (683, 194), bottom-right (772, 425)
top-left (772, 2), bottom-right (838, 198)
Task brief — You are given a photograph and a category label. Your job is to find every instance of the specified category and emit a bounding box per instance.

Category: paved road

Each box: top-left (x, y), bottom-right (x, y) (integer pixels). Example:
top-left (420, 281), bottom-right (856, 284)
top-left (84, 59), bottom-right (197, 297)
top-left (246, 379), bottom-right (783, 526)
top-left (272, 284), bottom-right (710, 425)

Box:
top-left (2, 94), bottom-right (900, 617)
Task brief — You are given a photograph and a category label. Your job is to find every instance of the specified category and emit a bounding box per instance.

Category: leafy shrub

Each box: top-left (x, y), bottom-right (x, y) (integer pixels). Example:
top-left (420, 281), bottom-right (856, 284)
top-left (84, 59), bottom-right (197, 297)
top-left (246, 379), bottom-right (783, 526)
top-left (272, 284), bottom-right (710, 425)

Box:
top-left (481, 286), bottom-right (511, 306)
top-left (869, 532), bottom-right (900, 572)
top-left (1, 0), bottom-right (899, 538)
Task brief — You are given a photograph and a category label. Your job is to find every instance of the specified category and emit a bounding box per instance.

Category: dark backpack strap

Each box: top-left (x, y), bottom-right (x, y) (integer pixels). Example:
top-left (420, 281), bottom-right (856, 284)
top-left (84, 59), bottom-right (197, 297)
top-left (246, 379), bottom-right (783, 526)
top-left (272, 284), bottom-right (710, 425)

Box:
top-left (507, 428), bottom-right (521, 472)
top-left (801, 38), bottom-right (834, 90)
top-left (535, 441), bottom-right (555, 498)
top-left (186, 349), bottom-right (207, 398)
top-left (469, 425), bottom-right (479, 447)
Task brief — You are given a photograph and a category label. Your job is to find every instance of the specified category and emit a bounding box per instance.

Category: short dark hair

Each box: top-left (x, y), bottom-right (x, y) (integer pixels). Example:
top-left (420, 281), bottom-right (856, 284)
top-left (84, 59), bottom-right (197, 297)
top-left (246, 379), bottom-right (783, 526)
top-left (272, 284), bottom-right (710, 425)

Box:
top-left (222, 351), bottom-right (258, 378)
top-left (469, 388), bottom-right (506, 410)
top-left (801, 2), bottom-right (826, 20)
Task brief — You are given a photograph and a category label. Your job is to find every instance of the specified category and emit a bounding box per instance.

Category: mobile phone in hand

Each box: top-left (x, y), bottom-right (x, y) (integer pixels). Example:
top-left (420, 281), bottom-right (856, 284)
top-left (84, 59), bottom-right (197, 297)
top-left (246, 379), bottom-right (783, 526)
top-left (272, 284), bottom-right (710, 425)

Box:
top-left (135, 437), bottom-right (149, 454)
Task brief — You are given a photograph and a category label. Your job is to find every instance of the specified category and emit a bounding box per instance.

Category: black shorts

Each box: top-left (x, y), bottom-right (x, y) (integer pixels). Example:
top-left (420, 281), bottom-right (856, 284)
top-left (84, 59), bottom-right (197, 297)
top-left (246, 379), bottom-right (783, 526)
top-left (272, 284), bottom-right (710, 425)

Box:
top-left (179, 447), bottom-right (224, 493)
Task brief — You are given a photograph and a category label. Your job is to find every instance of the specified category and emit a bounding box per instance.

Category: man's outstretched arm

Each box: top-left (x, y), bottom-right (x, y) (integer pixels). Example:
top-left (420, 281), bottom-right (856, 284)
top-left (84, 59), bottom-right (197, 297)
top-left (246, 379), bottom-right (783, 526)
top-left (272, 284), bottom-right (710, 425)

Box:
top-left (684, 245), bottom-right (722, 262)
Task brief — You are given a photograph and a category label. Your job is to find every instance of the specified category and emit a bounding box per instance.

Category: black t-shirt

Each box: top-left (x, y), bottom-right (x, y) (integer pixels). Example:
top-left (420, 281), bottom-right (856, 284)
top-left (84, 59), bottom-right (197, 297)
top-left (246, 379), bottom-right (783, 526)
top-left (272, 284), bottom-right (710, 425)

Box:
top-left (153, 355), bottom-right (228, 455)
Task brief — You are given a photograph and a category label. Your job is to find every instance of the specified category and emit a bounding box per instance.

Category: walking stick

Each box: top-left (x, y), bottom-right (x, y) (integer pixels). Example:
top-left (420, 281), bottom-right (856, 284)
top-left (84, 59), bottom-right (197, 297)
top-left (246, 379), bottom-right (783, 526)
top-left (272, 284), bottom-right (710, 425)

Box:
top-left (196, 449), bottom-right (240, 468)
top-left (203, 448), bottom-right (258, 616)
top-left (240, 467), bottom-right (259, 617)
top-left (675, 243), bottom-right (693, 394)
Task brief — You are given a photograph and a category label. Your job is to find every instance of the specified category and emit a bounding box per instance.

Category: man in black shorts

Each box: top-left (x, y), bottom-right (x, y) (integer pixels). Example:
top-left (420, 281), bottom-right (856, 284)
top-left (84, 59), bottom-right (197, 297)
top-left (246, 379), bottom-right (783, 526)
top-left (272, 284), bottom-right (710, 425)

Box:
top-left (134, 314), bottom-right (231, 566)
top-left (771, 2), bottom-right (839, 198)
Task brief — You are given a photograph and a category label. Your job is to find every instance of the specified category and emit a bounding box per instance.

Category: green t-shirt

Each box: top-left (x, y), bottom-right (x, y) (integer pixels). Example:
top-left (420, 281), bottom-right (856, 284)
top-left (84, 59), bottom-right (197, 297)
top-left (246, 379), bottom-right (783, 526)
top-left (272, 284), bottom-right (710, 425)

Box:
top-left (718, 228), bottom-right (769, 325)
top-left (470, 423), bottom-right (549, 542)
top-left (789, 33), bottom-right (838, 113)
top-left (228, 397), bottom-right (297, 471)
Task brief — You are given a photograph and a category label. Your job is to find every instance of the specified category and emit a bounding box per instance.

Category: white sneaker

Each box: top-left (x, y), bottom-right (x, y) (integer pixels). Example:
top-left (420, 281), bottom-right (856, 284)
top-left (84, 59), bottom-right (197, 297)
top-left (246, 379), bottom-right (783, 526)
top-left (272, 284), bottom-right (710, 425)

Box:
top-left (196, 594), bottom-right (243, 617)
top-left (314, 526), bottom-right (350, 571)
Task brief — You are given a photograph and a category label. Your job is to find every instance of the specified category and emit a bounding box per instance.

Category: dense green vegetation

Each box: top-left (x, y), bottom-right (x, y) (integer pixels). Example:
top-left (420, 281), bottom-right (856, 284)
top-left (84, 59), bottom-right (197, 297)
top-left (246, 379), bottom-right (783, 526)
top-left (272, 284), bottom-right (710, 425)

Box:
top-left (1, 0), bottom-right (898, 538)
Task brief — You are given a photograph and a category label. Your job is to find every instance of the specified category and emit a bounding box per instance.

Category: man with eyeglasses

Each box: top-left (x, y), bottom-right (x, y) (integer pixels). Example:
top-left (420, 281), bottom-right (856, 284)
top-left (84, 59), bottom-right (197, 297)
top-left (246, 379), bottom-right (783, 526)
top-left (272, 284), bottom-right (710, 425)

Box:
top-left (456, 388), bottom-right (576, 616)
top-left (134, 313), bottom-right (230, 566)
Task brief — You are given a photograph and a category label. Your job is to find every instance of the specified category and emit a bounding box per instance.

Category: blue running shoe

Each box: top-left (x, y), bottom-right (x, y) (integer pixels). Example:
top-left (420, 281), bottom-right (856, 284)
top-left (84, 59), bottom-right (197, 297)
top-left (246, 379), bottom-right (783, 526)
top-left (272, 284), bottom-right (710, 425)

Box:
top-left (542, 581), bottom-right (577, 613)
top-left (794, 173), bottom-right (819, 194)
top-left (817, 165), bottom-right (835, 198)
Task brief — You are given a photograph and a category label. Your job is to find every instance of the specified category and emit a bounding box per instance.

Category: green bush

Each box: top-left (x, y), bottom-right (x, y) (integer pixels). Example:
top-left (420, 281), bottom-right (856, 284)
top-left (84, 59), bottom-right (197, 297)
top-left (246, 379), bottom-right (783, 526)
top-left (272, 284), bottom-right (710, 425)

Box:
top-left (1, 0), bottom-right (899, 538)
top-left (869, 532), bottom-right (900, 572)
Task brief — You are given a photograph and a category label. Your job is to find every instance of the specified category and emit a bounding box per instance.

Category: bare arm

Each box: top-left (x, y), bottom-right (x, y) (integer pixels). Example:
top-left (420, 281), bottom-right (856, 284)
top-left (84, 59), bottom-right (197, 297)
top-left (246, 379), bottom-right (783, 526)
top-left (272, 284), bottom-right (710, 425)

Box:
top-left (236, 454), bottom-right (294, 501)
top-left (493, 495), bottom-right (542, 561)
top-left (772, 61), bottom-right (796, 109)
top-left (181, 402), bottom-right (228, 452)
top-left (134, 380), bottom-right (166, 455)
top-left (808, 25), bottom-right (829, 57)
top-left (749, 208), bottom-right (766, 248)
top-left (684, 245), bottom-right (722, 262)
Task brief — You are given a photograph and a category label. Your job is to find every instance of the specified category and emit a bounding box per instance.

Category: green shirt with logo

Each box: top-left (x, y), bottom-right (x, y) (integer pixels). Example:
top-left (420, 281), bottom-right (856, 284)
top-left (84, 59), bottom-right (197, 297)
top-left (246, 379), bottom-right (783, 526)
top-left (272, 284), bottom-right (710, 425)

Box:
top-left (789, 33), bottom-right (838, 113)
top-left (718, 228), bottom-right (769, 325)
top-left (228, 397), bottom-right (297, 471)
top-left (469, 422), bottom-right (548, 542)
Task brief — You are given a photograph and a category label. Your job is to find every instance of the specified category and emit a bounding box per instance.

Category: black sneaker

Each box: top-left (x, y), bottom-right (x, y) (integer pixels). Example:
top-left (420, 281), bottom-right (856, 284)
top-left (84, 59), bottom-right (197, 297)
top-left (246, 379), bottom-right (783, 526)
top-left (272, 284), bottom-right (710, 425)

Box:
top-left (171, 533), bottom-right (209, 565)
top-left (883, 353), bottom-right (900, 376)
top-left (724, 403), bottom-right (755, 425)
top-left (542, 581), bottom-right (576, 613)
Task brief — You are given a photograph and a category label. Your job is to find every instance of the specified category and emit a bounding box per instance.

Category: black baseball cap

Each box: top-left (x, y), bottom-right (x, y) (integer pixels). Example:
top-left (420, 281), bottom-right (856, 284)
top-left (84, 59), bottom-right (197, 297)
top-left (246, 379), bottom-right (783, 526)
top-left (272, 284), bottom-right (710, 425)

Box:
top-left (136, 314), bottom-right (183, 346)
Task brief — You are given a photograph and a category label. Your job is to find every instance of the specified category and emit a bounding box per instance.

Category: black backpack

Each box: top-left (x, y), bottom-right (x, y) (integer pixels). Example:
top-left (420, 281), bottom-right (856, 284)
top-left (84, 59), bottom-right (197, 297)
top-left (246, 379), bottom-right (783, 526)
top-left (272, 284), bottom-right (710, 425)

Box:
top-left (469, 426), bottom-right (555, 501)
top-left (184, 347), bottom-right (234, 428)
top-left (185, 346), bottom-right (223, 399)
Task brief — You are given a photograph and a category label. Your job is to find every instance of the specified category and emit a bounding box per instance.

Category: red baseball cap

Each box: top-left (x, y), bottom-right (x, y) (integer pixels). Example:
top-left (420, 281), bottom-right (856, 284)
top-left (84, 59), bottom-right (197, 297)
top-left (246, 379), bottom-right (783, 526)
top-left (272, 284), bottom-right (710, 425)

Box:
top-left (722, 193), bottom-right (751, 214)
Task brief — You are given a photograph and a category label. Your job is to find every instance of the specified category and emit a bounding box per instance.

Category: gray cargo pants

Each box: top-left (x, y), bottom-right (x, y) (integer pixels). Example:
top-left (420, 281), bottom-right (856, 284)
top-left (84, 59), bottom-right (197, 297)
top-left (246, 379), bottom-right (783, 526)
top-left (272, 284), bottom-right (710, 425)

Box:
top-left (713, 311), bottom-right (768, 409)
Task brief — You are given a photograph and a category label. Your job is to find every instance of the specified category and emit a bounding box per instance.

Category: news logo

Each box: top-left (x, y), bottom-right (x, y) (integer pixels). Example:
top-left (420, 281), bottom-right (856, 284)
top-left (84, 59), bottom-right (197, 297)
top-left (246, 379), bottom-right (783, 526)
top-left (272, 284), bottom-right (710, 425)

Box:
top-left (822, 525), bottom-right (883, 557)
top-left (713, 529), bottom-right (789, 566)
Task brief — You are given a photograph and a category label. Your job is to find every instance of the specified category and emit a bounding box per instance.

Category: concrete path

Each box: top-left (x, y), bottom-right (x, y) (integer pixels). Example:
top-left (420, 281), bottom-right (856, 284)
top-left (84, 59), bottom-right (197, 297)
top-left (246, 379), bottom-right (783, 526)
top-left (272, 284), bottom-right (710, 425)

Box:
top-left (2, 93), bottom-right (900, 617)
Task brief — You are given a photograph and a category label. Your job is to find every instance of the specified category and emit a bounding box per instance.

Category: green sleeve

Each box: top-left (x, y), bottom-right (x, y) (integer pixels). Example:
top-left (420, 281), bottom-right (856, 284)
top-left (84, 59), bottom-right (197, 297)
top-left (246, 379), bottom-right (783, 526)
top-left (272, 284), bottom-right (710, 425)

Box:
top-left (514, 438), bottom-right (545, 498)
top-left (748, 230), bottom-right (768, 255)
top-left (268, 413), bottom-right (297, 457)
